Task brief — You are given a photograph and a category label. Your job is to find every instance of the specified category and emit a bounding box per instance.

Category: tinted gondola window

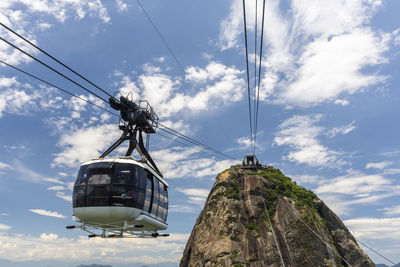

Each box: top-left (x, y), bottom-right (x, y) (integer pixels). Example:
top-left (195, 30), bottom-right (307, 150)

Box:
top-left (152, 178), bottom-right (160, 217)
top-left (73, 186), bottom-right (86, 207)
top-left (88, 168), bottom-right (112, 185)
top-left (143, 173), bottom-right (152, 213)
top-left (76, 165), bottom-right (89, 185)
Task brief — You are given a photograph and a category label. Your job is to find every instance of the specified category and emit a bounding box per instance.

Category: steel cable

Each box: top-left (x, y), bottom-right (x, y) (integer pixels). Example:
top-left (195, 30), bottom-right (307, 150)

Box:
top-left (0, 22), bottom-right (113, 99)
top-left (0, 36), bottom-right (109, 104)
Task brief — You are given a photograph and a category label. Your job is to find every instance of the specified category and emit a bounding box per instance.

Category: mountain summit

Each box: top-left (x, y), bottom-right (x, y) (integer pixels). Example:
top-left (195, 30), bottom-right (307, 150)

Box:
top-left (180, 165), bottom-right (374, 267)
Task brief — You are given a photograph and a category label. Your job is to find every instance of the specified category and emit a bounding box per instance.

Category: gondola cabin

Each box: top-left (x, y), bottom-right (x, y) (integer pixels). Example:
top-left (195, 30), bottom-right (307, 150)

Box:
top-left (72, 157), bottom-right (168, 233)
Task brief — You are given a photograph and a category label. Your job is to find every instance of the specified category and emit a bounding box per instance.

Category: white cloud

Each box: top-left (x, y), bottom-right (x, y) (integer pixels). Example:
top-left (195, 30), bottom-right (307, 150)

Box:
top-left (314, 169), bottom-right (400, 215)
top-left (393, 28), bottom-right (400, 46)
top-left (152, 147), bottom-right (235, 179)
top-left (29, 209), bottom-right (66, 219)
top-left (383, 168), bottom-right (400, 175)
top-left (344, 217), bottom-right (400, 241)
top-left (36, 21), bottom-right (52, 31)
top-left (218, 0), bottom-right (243, 50)
top-left (290, 174), bottom-right (319, 184)
top-left (0, 223), bottom-right (11, 231)
top-left (315, 173), bottom-right (391, 195)
top-left (115, 0), bottom-right (128, 12)
top-left (0, 77), bottom-right (66, 119)
top-left (114, 61), bottom-right (244, 118)
top-left (177, 188), bottom-right (210, 206)
top-left (0, 161), bottom-right (13, 170)
top-left (0, 0), bottom-right (111, 66)
top-left (52, 124), bottom-right (121, 168)
top-left (47, 186), bottom-right (65, 191)
top-left (327, 121), bottom-right (356, 138)
top-left (380, 206), bottom-right (400, 216)
top-left (273, 114), bottom-right (342, 167)
top-left (0, 232), bottom-right (188, 264)
top-left (365, 161), bottom-right (392, 169)
top-left (11, 160), bottom-right (64, 184)
top-left (169, 205), bottom-right (196, 213)
top-left (219, 0), bottom-right (392, 107)
top-left (334, 99), bottom-right (350, 106)
top-left (56, 191), bottom-right (72, 202)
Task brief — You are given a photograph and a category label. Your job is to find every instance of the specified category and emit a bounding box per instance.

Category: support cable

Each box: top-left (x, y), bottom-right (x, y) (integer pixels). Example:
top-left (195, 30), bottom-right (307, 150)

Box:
top-left (254, 0), bottom-right (266, 154)
top-left (0, 37), bottom-right (109, 104)
top-left (136, 0), bottom-right (185, 74)
top-left (0, 22), bottom-right (113, 98)
top-left (155, 132), bottom-right (203, 154)
top-left (136, 0), bottom-right (232, 141)
top-left (265, 185), bottom-right (353, 266)
top-left (158, 124), bottom-right (235, 160)
top-left (0, 58), bottom-right (233, 162)
top-left (357, 240), bottom-right (396, 266)
top-left (256, 176), bottom-right (287, 267)
top-left (0, 59), bottom-right (119, 117)
top-left (252, 0), bottom-right (258, 155)
top-left (321, 214), bottom-right (397, 266)
top-left (242, 0), bottom-right (253, 150)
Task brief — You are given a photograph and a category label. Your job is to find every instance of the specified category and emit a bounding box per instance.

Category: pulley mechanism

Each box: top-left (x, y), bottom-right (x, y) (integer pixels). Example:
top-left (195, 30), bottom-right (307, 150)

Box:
top-left (100, 95), bottom-right (162, 177)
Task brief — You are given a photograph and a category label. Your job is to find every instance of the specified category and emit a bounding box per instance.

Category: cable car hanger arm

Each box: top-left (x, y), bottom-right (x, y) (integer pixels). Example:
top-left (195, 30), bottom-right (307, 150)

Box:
top-left (100, 95), bottom-right (162, 177)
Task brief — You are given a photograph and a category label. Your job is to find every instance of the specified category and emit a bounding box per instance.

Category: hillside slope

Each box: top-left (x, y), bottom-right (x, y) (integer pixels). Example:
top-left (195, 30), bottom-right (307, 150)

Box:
top-left (180, 166), bottom-right (374, 267)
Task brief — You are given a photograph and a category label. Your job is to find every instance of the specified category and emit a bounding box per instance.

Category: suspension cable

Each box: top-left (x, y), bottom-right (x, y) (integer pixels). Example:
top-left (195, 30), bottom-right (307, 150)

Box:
top-left (256, 176), bottom-right (287, 267)
top-left (254, 0), bottom-right (266, 154)
top-left (253, 0), bottom-right (258, 155)
top-left (320, 212), bottom-right (397, 266)
top-left (136, 1), bottom-right (232, 142)
top-left (0, 37), bottom-right (109, 104)
top-left (357, 239), bottom-right (396, 266)
top-left (155, 132), bottom-right (203, 154)
top-left (0, 57), bottom-right (231, 161)
top-left (0, 22), bottom-right (113, 99)
top-left (0, 59), bottom-right (119, 117)
top-left (136, 0), bottom-right (185, 75)
top-left (242, 0), bottom-right (253, 151)
top-left (158, 123), bottom-right (235, 160)
top-left (265, 185), bottom-right (353, 266)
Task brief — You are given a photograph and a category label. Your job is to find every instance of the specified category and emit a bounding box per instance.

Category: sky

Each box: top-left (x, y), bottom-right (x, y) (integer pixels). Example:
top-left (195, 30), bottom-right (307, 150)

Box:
top-left (0, 0), bottom-right (399, 266)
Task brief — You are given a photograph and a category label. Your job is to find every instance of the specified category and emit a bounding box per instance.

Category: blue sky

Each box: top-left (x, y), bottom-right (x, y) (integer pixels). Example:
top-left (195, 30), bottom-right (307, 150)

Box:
top-left (0, 0), bottom-right (399, 266)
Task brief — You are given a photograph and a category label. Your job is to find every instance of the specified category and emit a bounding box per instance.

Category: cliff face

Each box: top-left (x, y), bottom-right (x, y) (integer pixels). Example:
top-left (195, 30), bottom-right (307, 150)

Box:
top-left (180, 166), bottom-right (374, 267)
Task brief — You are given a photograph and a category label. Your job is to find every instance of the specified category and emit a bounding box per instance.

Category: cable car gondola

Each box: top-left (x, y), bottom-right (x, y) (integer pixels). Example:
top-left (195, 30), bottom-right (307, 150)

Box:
top-left (67, 97), bottom-right (169, 238)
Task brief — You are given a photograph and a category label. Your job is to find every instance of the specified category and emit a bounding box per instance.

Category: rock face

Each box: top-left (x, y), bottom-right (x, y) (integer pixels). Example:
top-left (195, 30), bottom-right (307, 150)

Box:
top-left (180, 166), bottom-right (374, 267)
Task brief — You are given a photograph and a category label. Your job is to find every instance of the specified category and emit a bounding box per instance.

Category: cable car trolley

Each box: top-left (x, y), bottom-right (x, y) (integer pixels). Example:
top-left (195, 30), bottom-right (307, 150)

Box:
top-left (67, 95), bottom-right (169, 238)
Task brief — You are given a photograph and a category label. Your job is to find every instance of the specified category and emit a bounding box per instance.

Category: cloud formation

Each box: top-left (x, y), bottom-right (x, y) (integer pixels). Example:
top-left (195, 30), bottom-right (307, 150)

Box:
top-left (274, 114), bottom-right (345, 167)
top-left (113, 61), bottom-right (244, 118)
top-left (29, 209), bottom-right (66, 219)
top-left (218, 0), bottom-right (393, 107)
top-left (0, 232), bottom-right (188, 264)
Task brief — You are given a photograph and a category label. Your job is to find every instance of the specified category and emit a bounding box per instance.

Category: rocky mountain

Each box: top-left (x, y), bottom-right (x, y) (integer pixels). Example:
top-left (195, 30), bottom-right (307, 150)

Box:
top-left (180, 165), bottom-right (375, 267)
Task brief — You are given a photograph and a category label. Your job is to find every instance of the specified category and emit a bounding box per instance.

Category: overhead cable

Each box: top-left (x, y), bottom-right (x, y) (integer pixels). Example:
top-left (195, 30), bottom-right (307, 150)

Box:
top-left (254, 0), bottom-right (266, 154)
top-left (135, 1), bottom-right (232, 142)
top-left (158, 123), bottom-right (235, 160)
top-left (242, 0), bottom-right (254, 150)
top-left (357, 240), bottom-right (396, 266)
top-left (253, 0), bottom-right (258, 155)
top-left (136, 0), bottom-right (186, 75)
top-left (257, 177), bottom-right (287, 267)
top-left (321, 213), bottom-right (397, 266)
top-left (0, 59), bottom-right (119, 117)
top-left (0, 36), bottom-right (109, 104)
top-left (265, 186), bottom-right (353, 266)
top-left (0, 22), bottom-right (113, 99)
